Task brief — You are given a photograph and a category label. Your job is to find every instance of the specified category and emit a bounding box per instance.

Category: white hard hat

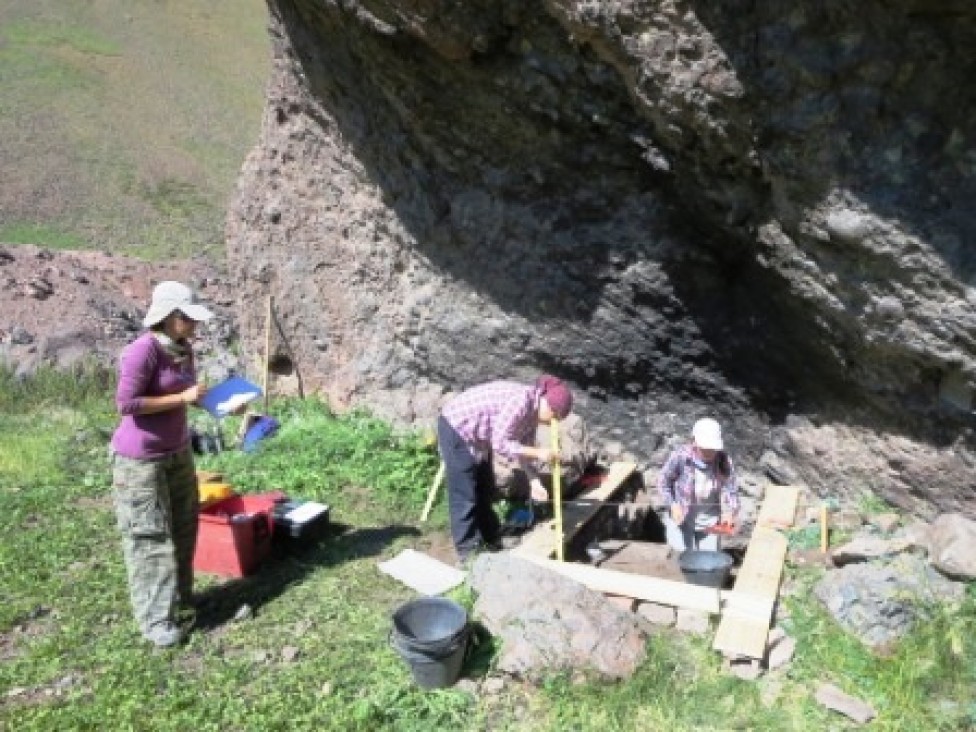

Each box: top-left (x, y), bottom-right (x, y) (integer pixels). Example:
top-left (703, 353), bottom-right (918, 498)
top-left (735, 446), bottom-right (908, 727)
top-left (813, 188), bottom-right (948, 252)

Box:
top-left (692, 418), bottom-right (724, 450)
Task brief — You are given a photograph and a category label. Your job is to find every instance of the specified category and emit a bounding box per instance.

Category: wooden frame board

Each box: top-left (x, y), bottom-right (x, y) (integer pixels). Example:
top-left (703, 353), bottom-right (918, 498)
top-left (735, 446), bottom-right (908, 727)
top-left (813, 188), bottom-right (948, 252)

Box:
top-left (756, 484), bottom-right (800, 528)
top-left (713, 484), bottom-right (800, 659)
top-left (519, 554), bottom-right (725, 614)
top-left (511, 461), bottom-right (636, 559)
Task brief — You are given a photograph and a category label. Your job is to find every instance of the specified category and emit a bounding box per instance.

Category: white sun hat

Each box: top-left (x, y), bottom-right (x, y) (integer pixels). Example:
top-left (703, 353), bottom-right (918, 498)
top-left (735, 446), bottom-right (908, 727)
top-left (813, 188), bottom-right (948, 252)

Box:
top-left (142, 281), bottom-right (215, 328)
top-left (692, 418), bottom-right (724, 450)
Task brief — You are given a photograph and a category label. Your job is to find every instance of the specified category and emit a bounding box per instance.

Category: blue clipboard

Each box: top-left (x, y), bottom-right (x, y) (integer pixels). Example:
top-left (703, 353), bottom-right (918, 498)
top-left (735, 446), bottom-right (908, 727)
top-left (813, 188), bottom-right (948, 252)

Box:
top-left (199, 376), bottom-right (263, 418)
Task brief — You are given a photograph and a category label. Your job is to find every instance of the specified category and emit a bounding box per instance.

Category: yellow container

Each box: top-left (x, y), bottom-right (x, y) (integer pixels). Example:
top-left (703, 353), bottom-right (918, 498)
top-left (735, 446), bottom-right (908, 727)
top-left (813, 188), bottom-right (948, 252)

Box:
top-left (196, 470), bottom-right (224, 484)
top-left (199, 482), bottom-right (235, 504)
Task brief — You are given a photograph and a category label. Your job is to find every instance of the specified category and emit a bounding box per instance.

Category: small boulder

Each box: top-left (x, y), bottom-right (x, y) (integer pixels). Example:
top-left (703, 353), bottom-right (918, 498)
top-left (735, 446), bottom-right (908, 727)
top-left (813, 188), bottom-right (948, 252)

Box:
top-left (815, 682), bottom-right (876, 723)
top-left (469, 554), bottom-right (646, 681)
top-left (928, 513), bottom-right (976, 580)
top-left (868, 512), bottom-right (901, 534)
top-left (896, 520), bottom-right (932, 555)
top-left (9, 326), bottom-right (33, 345)
top-left (674, 608), bottom-right (710, 636)
top-left (758, 450), bottom-right (797, 485)
top-left (830, 536), bottom-right (911, 566)
top-left (726, 657), bottom-right (762, 681)
top-left (636, 602), bottom-right (676, 627)
top-left (825, 209), bottom-right (872, 243)
top-left (765, 627), bottom-right (795, 671)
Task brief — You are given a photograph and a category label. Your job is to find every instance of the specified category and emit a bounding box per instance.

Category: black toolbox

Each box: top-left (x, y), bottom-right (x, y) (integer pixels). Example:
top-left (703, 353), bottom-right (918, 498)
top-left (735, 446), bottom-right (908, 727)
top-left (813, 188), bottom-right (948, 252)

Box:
top-left (271, 497), bottom-right (331, 549)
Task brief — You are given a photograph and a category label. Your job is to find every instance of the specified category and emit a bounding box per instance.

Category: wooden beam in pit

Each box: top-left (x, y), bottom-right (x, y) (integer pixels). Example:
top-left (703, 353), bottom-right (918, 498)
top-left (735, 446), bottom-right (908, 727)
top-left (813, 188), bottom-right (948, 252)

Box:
top-left (511, 461), bottom-right (637, 560)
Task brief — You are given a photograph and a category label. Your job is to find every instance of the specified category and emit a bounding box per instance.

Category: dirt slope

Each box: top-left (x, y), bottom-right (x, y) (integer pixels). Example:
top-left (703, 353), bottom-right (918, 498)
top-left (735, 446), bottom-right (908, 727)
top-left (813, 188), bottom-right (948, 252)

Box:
top-left (0, 244), bottom-right (237, 379)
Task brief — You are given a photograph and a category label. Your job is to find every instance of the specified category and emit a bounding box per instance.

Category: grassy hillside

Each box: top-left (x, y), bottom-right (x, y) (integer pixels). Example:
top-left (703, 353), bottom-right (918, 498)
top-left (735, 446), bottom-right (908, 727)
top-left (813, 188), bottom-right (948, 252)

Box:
top-left (0, 0), bottom-right (269, 260)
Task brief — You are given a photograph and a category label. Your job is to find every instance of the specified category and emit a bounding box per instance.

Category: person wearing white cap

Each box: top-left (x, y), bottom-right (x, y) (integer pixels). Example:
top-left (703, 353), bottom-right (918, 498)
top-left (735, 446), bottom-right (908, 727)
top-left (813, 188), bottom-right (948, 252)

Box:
top-left (109, 281), bottom-right (214, 648)
top-left (657, 417), bottom-right (740, 552)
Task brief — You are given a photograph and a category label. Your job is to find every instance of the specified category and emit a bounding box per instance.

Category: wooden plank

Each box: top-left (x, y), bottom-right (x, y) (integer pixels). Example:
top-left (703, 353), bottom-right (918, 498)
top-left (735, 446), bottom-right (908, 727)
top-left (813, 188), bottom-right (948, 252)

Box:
top-left (511, 461), bottom-right (637, 559)
top-left (419, 462), bottom-right (445, 522)
top-left (712, 526), bottom-right (789, 659)
top-left (576, 461), bottom-right (637, 504)
top-left (713, 484), bottom-right (795, 660)
top-left (711, 610), bottom-right (772, 658)
top-left (756, 484), bottom-right (800, 529)
top-left (721, 592), bottom-right (775, 618)
top-left (518, 555), bottom-right (723, 614)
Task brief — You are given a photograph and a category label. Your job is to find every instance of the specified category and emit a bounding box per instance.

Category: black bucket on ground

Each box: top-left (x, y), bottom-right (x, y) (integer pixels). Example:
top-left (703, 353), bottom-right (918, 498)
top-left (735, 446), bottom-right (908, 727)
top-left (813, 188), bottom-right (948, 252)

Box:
top-left (679, 550), bottom-right (733, 588)
top-left (390, 598), bottom-right (470, 689)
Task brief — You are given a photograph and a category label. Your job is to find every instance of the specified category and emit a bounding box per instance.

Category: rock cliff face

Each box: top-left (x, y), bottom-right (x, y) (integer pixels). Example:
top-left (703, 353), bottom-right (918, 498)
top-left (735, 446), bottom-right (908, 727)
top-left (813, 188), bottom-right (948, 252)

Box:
top-left (227, 0), bottom-right (976, 518)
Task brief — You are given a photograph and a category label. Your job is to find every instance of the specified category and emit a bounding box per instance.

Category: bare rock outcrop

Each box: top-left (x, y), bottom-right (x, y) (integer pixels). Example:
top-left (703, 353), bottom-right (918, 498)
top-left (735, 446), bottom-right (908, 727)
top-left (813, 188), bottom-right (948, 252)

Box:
top-left (0, 245), bottom-right (238, 381)
top-left (227, 1), bottom-right (976, 519)
top-left (814, 553), bottom-right (966, 650)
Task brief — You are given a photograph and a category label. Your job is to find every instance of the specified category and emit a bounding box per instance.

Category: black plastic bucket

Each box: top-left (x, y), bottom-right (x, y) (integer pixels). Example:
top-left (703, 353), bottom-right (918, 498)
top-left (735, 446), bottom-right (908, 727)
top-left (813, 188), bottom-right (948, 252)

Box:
top-left (390, 598), bottom-right (469, 689)
top-left (678, 550), bottom-right (733, 588)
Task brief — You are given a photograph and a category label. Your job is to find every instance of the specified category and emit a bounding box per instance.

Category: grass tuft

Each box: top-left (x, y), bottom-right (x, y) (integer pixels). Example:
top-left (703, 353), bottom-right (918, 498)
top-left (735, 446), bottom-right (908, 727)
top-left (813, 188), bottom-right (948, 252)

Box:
top-left (0, 222), bottom-right (88, 251)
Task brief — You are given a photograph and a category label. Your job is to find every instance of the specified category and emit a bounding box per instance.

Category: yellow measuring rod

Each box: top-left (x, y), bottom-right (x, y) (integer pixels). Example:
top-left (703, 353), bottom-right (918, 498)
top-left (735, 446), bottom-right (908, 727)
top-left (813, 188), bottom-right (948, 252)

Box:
top-left (551, 417), bottom-right (563, 562)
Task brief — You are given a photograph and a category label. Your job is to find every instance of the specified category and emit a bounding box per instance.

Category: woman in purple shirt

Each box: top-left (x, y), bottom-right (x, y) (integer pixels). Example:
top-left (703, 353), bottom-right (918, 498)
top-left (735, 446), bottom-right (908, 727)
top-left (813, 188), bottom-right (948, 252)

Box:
top-left (110, 281), bottom-right (213, 648)
top-left (657, 417), bottom-right (740, 553)
top-left (437, 375), bottom-right (573, 563)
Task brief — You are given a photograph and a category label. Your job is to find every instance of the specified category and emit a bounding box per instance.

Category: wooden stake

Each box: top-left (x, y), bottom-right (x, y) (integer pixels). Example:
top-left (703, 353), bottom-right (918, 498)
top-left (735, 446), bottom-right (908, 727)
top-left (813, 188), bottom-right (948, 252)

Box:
top-left (262, 294), bottom-right (272, 412)
top-left (420, 462), bottom-right (445, 522)
top-left (551, 418), bottom-right (563, 562)
top-left (820, 503), bottom-right (829, 553)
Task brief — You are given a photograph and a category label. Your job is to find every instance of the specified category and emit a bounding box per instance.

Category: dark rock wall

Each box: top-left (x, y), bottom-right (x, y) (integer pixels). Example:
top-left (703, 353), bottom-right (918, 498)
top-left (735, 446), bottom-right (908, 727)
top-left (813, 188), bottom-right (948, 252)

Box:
top-left (227, 0), bottom-right (976, 518)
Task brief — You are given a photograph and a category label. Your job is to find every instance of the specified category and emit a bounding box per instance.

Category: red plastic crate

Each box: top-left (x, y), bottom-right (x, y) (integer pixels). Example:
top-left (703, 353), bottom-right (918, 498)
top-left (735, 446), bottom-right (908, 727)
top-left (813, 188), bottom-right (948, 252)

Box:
top-left (193, 493), bottom-right (283, 578)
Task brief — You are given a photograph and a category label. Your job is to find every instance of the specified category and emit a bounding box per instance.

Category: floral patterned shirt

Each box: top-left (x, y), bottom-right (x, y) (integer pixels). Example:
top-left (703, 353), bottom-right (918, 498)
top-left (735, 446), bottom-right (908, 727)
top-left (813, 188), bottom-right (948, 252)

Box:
top-left (657, 443), bottom-right (740, 514)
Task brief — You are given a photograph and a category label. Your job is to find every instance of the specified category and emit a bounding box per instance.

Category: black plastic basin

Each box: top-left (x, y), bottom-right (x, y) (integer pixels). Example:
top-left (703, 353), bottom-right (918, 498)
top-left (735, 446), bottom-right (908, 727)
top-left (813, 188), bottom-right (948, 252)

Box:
top-left (678, 550), bottom-right (733, 588)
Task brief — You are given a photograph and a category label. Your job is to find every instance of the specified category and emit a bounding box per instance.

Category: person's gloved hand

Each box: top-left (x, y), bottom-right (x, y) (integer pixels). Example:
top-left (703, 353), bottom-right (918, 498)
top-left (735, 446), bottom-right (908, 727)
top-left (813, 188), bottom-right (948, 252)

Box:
top-left (670, 503), bottom-right (685, 524)
top-left (720, 513), bottom-right (738, 533)
top-left (508, 506), bottom-right (534, 529)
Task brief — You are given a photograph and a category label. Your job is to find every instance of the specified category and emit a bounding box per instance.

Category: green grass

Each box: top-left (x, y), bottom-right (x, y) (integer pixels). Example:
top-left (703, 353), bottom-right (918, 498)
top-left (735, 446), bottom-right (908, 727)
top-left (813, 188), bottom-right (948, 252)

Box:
top-left (0, 368), bottom-right (973, 730)
top-left (856, 489), bottom-right (893, 516)
top-left (0, 222), bottom-right (88, 251)
top-left (0, 0), bottom-right (269, 260)
top-left (195, 399), bottom-right (440, 511)
top-left (784, 570), bottom-right (976, 731)
top-left (2, 19), bottom-right (122, 57)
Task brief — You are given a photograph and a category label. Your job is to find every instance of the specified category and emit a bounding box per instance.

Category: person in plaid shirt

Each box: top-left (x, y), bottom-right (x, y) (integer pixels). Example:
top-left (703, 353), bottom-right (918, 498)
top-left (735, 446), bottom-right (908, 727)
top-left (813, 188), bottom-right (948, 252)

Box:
top-left (657, 417), bottom-right (740, 552)
top-left (438, 375), bottom-right (574, 562)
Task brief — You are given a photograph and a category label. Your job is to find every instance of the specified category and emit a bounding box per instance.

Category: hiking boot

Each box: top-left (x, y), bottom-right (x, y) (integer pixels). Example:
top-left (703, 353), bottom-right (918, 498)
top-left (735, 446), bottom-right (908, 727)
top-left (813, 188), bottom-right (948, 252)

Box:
top-left (145, 621), bottom-right (182, 648)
